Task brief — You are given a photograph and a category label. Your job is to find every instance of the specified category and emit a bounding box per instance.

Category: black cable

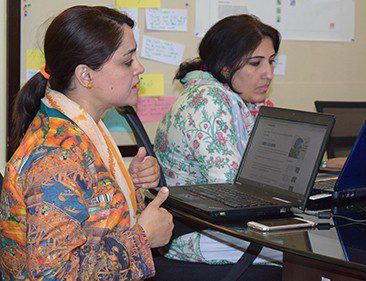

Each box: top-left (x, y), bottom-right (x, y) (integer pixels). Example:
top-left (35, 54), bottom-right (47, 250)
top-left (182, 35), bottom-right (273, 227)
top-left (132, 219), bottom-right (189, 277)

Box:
top-left (335, 221), bottom-right (366, 228)
top-left (290, 207), bottom-right (366, 225)
top-left (332, 214), bottom-right (366, 223)
top-left (290, 207), bottom-right (331, 219)
top-left (317, 212), bottom-right (332, 219)
top-left (289, 207), bottom-right (333, 229)
top-left (316, 223), bottom-right (334, 230)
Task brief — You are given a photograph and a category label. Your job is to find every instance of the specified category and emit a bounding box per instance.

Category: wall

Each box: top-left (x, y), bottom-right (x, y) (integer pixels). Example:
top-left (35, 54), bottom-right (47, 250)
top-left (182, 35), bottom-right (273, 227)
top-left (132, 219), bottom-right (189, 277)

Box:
top-left (7, 0), bottom-right (366, 155)
top-left (18, 1), bottom-right (366, 147)
top-left (1, 0), bottom-right (6, 173)
top-left (270, 1), bottom-right (366, 110)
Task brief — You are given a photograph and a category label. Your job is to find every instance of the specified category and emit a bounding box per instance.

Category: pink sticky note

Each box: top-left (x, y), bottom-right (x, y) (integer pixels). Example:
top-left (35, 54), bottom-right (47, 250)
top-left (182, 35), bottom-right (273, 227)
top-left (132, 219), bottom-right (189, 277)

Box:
top-left (137, 97), bottom-right (177, 122)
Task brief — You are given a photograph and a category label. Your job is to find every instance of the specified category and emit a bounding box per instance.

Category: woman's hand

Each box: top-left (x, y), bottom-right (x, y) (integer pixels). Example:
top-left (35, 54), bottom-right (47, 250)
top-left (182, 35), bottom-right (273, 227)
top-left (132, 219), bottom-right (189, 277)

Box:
top-left (129, 147), bottom-right (160, 189)
top-left (138, 187), bottom-right (173, 248)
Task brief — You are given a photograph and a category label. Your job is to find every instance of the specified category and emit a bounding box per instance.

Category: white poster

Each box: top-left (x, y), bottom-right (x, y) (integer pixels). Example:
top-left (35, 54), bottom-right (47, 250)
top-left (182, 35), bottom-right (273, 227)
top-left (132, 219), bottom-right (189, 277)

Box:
top-left (146, 8), bottom-right (188, 31)
top-left (141, 35), bottom-right (185, 66)
top-left (195, 0), bottom-right (355, 42)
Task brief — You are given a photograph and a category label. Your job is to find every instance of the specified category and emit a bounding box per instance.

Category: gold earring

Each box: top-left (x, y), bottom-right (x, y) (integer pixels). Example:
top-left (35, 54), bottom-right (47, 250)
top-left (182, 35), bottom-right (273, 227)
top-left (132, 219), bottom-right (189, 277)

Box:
top-left (85, 82), bottom-right (92, 89)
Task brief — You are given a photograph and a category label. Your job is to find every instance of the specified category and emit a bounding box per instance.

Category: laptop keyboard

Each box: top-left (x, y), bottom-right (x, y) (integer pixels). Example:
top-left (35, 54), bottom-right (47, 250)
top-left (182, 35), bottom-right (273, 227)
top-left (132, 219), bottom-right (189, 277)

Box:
top-left (182, 184), bottom-right (279, 208)
top-left (313, 178), bottom-right (337, 192)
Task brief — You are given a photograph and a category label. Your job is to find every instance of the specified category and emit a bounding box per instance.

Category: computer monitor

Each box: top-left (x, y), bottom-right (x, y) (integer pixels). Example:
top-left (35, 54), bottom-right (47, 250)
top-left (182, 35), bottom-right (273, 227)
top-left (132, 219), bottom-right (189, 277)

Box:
top-left (314, 101), bottom-right (366, 158)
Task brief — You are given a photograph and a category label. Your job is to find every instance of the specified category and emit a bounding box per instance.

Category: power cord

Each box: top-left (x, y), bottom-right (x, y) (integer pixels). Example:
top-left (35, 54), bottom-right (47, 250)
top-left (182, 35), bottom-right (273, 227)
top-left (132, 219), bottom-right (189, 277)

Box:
top-left (331, 214), bottom-right (366, 223)
top-left (290, 207), bottom-right (332, 219)
top-left (290, 207), bottom-right (366, 232)
top-left (291, 207), bottom-right (366, 221)
top-left (290, 207), bottom-right (334, 229)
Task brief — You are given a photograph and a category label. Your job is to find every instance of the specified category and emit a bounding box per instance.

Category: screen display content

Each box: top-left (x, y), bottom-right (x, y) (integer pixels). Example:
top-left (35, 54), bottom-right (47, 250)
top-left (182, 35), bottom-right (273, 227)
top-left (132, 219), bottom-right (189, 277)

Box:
top-left (239, 117), bottom-right (327, 196)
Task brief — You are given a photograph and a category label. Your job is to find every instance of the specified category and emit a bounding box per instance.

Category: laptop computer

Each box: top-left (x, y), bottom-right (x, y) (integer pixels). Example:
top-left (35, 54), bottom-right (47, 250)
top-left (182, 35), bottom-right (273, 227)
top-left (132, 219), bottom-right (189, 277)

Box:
top-left (315, 101), bottom-right (366, 158)
top-left (333, 205), bottom-right (366, 265)
top-left (311, 121), bottom-right (366, 201)
top-left (165, 106), bottom-right (335, 221)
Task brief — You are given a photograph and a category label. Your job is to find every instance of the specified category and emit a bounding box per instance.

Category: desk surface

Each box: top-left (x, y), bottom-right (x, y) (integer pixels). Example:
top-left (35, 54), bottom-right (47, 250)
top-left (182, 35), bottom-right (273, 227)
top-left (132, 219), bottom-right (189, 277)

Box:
top-left (168, 198), bottom-right (366, 273)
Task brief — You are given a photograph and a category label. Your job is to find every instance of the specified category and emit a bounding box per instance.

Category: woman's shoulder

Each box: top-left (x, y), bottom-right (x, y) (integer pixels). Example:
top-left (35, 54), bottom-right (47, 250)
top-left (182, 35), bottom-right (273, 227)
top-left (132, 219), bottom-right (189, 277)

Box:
top-left (45, 117), bottom-right (103, 166)
top-left (28, 116), bottom-right (96, 161)
top-left (11, 115), bottom-right (100, 173)
top-left (182, 71), bottom-right (226, 91)
top-left (180, 72), bottom-right (232, 105)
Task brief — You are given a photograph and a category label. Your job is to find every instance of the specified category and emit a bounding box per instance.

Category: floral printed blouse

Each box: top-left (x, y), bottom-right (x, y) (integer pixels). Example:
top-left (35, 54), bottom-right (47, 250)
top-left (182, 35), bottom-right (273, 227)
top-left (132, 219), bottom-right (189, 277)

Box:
top-left (153, 70), bottom-right (275, 265)
top-left (0, 102), bottom-right (154, 280)
top-left (154, 70), bottom-right (271, 185)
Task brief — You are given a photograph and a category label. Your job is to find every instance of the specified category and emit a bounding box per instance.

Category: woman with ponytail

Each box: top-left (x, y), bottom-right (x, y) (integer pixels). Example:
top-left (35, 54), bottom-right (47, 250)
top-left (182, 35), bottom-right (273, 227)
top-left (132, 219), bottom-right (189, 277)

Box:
top-left (1, 6), bottom-right (173, 280)
top-left (10, 67), bottom-right (49, 154)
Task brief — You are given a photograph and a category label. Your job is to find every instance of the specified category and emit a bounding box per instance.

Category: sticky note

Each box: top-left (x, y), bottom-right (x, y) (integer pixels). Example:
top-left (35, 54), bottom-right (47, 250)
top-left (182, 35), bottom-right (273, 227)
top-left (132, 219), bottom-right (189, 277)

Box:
top-left (137, 97), bottom-right (177, 122)
top-left (138, 74), bottom-right (164, 97)
top-left (116, 0), bottom-right (160, 8)
top-left (26, 49), bottom-right (45, 70)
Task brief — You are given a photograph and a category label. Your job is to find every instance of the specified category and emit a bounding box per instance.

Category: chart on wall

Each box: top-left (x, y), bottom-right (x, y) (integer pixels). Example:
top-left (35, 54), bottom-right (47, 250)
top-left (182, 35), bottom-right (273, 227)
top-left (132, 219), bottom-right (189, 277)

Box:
top-left (195, 0), bottom-right (355, 42)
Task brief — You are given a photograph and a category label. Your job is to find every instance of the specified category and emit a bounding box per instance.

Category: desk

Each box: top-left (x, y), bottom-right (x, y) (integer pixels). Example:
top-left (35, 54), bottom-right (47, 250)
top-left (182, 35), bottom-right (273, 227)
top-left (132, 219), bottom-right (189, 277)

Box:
top-left (166, 199), bottom-right (366, 281)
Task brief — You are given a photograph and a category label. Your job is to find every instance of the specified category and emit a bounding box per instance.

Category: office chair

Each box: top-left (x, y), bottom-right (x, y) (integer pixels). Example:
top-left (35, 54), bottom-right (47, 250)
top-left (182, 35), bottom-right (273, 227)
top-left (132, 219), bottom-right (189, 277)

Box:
top-left (116, 106), bottom-right (167, 187)
top-left (315, 101), bottom-right (366, 158)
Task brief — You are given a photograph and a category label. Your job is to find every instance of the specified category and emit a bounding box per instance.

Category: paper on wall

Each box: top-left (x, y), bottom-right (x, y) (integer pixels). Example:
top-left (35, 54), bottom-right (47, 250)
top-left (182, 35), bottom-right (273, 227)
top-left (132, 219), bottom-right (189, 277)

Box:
top-left (146, 8), bottom-right (188, 31)
top-left (117, 8), bottom-right (140, 44)
top-left (137, 97), bottom-right (177, 122)
top-left (116, 0), bottom-right (160, 8)
top-left (274, 54), bottom-right (287, 76)
top-left (26, 49), bottom-right (45, 82)
top-left (118, 8), bottom-right (138, 23)
top-left (195, 0), bottom-right (354, 42)
top-left (26, 49), bottom-right (45, 69)
top-left (138, 74), bottom-right (165, 97)
top-left (195, 0), bottom-right (249, 37)
top-left (141, 35), bottom-right (185, 66)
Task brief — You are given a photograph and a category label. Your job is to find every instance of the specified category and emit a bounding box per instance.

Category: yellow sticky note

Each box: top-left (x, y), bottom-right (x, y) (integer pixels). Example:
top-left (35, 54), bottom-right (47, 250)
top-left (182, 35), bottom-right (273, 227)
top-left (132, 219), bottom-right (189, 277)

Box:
top-left (138, 74), bottom-right (164, 97)
top-left (26, 49), bottom-right (45, 70)
top-left (116, 0), bottom-right (160, 8)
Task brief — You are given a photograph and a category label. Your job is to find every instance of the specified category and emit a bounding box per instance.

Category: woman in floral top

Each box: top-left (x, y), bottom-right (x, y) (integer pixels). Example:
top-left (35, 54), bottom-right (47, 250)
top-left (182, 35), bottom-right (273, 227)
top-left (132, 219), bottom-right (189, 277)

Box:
top-left (154, 14), bottom-right (282, 280)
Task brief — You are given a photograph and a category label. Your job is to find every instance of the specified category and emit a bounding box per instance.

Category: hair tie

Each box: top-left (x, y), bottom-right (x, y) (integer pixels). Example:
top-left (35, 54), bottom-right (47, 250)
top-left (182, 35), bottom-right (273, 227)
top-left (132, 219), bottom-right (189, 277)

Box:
top-left (40, 65), bottom-right (50, 79)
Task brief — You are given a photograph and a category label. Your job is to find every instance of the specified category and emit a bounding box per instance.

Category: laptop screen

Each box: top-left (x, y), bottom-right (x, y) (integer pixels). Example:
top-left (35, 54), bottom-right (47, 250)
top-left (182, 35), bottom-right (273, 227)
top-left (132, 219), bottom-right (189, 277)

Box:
top-left (335, 121), bottom-right (366, 190)
top-left (238, 115), bottom-right (328, 197)
top-left (334, 214), bottom-right (366, 264)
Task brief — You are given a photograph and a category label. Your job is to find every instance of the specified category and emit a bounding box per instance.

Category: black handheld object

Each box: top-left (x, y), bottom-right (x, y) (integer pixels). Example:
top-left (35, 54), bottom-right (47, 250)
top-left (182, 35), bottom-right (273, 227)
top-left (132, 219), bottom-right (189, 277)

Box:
top-left (116, 106), bottom-right (167, 187)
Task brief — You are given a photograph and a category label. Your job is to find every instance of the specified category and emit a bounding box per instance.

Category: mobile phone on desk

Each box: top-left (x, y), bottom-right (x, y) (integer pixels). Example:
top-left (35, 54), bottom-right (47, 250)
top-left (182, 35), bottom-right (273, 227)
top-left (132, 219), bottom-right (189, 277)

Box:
top-left (247, 217), bottom-right (316, 232)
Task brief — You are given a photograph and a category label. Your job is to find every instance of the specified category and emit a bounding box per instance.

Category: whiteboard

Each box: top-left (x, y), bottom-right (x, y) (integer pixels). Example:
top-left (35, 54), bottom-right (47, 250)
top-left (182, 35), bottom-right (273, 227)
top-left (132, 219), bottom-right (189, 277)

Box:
top-left (196, 0), bottom-right (355, 42)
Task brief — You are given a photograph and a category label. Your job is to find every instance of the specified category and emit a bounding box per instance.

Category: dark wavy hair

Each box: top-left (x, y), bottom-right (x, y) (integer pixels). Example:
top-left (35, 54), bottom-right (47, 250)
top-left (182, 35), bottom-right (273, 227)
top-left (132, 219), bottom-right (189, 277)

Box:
top-left (10, 6), bottom-right (134, 154)
top-left (175, 14), bottom-right (281, 88)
